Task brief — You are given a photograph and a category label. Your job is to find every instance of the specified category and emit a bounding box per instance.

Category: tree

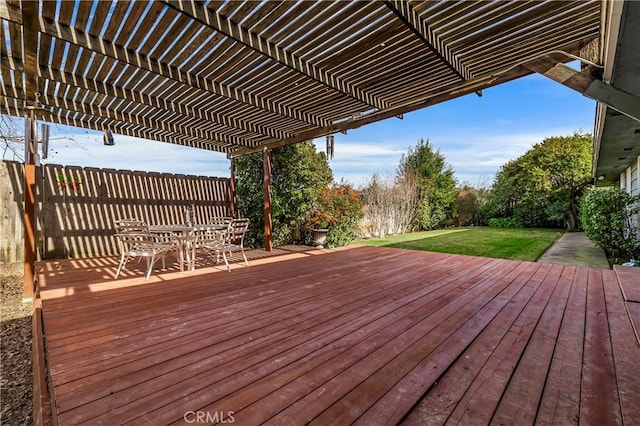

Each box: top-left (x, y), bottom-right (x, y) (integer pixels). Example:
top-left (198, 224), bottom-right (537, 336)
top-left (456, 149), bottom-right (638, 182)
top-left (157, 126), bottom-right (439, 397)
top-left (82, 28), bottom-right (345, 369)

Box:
top-left (234, 142), bottom-right (333, 247)
top-left (487, 132), bottom-right (593, 230)
top-left (2, 114), bottom-right (76, 162)
top-left (359, 172), bottom-right (419, 236)
top-left (397, 139), bottom-right (457, 230)
top-left (456, 182), bottom-right (491, 226)
top-left (1, 114), bottom-right (26, 161)
top-left (581, 187), bottom-right (640, 259)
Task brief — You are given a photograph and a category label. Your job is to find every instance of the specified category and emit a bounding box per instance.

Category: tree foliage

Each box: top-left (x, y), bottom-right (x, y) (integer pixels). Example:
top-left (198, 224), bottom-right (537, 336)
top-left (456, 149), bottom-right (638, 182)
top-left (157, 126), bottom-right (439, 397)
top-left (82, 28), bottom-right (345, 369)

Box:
top-left (397, 139), bottom-right (457, 230)
top-left (234, 142), bottom-right (333, 247)
top-left (580, 187), bottom-right (640, 259)
top-left (487, 132), bottom-right (593, 230)
top-left (455, 182), bottom-right (492, 226)
top-left (307, 184), bottom-right (364, 248)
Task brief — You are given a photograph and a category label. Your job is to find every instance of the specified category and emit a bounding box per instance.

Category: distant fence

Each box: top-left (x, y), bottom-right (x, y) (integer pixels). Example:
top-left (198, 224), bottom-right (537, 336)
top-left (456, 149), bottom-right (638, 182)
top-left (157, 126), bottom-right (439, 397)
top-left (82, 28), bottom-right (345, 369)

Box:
top-left (1, 161), bottom-right (231, 263)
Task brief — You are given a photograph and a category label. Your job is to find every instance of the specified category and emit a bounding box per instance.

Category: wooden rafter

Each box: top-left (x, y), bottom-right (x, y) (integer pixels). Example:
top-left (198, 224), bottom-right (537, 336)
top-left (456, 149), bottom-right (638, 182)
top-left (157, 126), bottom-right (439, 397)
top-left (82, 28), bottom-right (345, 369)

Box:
top-left (37, 63), bottom-right (290, 142)
top-left (384, 0), bottom-right (474, 81)
top-left (0, 0), bottom-right (20, 24)
top-left (163, 0), bottom-right (390, 112)
top-left (1, 55), bottom-right (271, 147)
top-left (526, 57), bottom-right (640, 122)
top-left (1, 1), bottom-right (602, 159)
top-left (37, 16), bottom-right (331, 129)
top-left (49, 115), bottom-right (224, 152)
top-left (229, 62), bottom-right (534, 158)
top-left (26, 86), bottom-right (236, 149)
top-left (1, 92), bottom-right (230, 152)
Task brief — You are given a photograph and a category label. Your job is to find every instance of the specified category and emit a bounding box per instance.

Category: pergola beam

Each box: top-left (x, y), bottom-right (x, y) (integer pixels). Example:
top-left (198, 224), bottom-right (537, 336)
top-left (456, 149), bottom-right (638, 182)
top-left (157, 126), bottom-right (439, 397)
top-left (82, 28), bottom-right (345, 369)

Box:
top-left (1, 94), bottom-right (227, 152)
top-left (525, 57), bottom-right (640, 122)
top-left (263, 148), bottom-right (273, 252)
top-left (228, 63), bottom-right (532, 158)
top-left (32, 60), bottom-right (291, 142)
top-left (163, 0), bottom-right (390, 112)
top-left (37, 16), bottom-right (330, 129)
top-left (30, 86), bottom-right (235, 150)
top-left (50, 62), bottom-right (288, 141)
top-left (0, 65), bottom-right (261, 148)
top-left (384, 0), bottom-right (474, 81)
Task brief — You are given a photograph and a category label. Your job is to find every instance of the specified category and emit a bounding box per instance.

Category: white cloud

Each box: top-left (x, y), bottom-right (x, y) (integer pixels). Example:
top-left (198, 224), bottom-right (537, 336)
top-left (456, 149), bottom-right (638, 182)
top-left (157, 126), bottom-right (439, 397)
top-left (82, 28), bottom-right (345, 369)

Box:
top-left (322, 127), bottom-right (586, 186)
top-left (42, 131), bottom-right (230, 178)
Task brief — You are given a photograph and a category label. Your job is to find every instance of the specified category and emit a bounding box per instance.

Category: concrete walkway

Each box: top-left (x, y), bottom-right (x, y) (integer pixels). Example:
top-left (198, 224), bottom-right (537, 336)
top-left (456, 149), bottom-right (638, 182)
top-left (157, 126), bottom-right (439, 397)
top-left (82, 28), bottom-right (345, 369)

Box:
top-left (538, 232), bottom-right (610, 269)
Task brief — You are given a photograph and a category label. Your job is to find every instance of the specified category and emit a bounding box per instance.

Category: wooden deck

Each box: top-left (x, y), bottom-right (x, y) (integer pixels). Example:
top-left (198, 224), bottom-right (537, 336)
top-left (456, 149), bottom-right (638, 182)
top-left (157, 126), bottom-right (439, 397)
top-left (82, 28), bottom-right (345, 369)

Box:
top-left (36, 246), bottom-right (640, 425)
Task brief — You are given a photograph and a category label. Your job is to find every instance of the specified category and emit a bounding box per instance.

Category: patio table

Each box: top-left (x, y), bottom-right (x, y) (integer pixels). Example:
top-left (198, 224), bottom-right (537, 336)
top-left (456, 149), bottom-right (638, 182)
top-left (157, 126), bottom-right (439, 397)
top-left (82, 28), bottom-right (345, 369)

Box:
top-left (148, 224), bottom-right (225, 272)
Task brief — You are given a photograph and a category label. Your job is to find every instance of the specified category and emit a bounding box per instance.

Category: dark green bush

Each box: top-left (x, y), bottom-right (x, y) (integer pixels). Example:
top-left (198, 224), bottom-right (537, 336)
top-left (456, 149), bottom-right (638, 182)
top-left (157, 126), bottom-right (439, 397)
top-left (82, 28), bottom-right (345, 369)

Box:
top-left (488, 217), bottom-right (523, 228)
top-left (580, 187), bottom-right (640, 258)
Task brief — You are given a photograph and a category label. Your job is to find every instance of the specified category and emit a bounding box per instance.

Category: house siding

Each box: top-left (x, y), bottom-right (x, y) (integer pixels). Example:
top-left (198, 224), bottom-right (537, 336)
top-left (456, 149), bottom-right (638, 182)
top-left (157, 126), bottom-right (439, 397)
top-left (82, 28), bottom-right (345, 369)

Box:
top-left (620, 154), bottom-right (640, 239)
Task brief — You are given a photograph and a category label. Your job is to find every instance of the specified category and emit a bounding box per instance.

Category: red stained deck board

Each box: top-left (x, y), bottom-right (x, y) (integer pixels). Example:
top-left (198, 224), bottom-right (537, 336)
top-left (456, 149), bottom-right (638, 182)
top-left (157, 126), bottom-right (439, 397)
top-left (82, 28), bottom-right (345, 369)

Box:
top-left (49, 250), bottom-right (439, 375)
top-left (626, 302), bottom-right (640, 344)
top-left (490, 265), bottom-right (575, 424)
top-left (580, 268), bottom-right (622, 424)
top-left (106, 259), bottom-right (512, 425)
top-left (56, 253), bottom-right (499, 423)
top-left (53, 252), bottom-right (465, 413)
top-left (602, 269), bottom-right (640, 425)
top-left (614, 265), bottom-right (640, 302)
top-left (535, 266), bottom-right (587, 425)
top-left (402, 262), bottom-right (546, 425)
top-left (317, 261), bottom-right (530, 425)
top-left (221, 260), bottom-right (523, 426)
top-left (439, 263), bottom-right (563, 425)
top-left (35, 246), bottom-right (640, 426)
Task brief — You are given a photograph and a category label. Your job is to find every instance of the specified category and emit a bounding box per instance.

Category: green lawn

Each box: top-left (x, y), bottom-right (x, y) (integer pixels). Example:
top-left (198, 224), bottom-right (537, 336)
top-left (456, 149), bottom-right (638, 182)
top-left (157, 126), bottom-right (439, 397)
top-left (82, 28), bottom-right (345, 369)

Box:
top-left (354, 227), bottom-right (564, 261)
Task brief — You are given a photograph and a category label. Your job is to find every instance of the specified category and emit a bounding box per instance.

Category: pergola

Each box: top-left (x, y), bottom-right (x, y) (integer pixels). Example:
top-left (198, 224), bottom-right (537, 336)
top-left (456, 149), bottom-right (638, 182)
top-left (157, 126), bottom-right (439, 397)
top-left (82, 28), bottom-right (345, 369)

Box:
top-left (2, 0), bottom-right (638, 298)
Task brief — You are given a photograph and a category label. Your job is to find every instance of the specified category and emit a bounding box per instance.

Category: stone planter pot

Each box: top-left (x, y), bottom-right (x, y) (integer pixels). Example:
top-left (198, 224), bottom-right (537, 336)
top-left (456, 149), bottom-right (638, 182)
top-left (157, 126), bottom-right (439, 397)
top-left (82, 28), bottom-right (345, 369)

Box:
top-left (312, 228), bottom-right (329, 248)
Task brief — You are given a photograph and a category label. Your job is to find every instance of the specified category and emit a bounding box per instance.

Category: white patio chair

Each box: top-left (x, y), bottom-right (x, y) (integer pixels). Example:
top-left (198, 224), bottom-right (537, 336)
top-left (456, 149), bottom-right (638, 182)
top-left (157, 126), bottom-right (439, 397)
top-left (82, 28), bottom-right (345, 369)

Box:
top-left (217, 218), bottom-right (250, 271)
top-left (209, 216), bottom-right (233, 227)
top-left (196, 219), bottom-right (249, 271)
top-left (114, 219), bottom-right (173, 281)
top-left (197, 224), bottom-right (230, 268)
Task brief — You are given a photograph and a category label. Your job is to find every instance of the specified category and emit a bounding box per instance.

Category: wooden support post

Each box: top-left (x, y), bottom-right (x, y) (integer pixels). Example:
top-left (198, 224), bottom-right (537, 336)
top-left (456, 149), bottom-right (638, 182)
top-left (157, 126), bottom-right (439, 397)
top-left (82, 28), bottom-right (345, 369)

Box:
top-left (229, 159), bottom-right (237, 218)
top-left (22, 0), bottom-right (38, 299)
top-left (263, 148), bottom-right (273, 251)
top-left (23, 114), bottom-right (36, 299)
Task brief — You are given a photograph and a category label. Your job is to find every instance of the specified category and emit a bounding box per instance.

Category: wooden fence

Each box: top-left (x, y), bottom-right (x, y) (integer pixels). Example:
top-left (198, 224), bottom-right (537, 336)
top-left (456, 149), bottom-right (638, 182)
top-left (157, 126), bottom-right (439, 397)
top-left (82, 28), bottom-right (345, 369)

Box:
top-left (1, 161), bottom-right (231, 264)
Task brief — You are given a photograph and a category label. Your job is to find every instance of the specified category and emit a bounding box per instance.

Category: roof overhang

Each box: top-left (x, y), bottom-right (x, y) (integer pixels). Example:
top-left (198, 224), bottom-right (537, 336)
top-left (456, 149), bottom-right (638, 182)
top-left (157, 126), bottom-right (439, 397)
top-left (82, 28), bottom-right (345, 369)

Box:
top-left (1, 1), bottom-right (601, 159)
top-left (593, 1), bottom-right (640, 184)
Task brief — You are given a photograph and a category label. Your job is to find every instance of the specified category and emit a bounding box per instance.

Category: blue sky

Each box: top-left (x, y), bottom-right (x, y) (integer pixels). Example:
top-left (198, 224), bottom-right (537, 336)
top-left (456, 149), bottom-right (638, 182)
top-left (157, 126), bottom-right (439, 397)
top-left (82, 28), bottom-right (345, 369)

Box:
top-left (4, 67), bottom-right (596, 187)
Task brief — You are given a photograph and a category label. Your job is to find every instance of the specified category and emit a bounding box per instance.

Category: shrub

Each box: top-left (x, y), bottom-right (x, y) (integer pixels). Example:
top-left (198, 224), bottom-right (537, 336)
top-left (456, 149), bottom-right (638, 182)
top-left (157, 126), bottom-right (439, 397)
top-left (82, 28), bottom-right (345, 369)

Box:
top-left (359, 172), bottom-right (419, 237)
top-left (580, 187), bottom-right (640, 258)
top-left (488, 217), bottom-right (523, 228)
top-left (235, 142), bottom-right (333, 248)
top-left (306, 184), bottom-right (364, 248)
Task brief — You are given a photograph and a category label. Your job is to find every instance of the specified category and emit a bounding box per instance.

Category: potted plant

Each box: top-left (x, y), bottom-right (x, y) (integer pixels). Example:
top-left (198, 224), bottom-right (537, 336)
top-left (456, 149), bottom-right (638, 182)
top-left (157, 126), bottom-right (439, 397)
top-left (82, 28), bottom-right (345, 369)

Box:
top-left (305, 211), bottom-right (334, 248)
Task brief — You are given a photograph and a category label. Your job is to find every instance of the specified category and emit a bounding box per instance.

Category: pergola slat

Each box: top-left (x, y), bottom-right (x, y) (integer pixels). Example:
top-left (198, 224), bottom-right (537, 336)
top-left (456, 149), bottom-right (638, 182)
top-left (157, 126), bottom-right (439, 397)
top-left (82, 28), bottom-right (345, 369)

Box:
top-left (163, 1), bottom-right (389, 112)
top-left (385, 0), bottom-right (474, 81)
top-left (1, 1), bottom-right (600, 156)
top-left (37, 15), bottom-right (330, 129)
top-left (0, 95), bottom-right (228, 153)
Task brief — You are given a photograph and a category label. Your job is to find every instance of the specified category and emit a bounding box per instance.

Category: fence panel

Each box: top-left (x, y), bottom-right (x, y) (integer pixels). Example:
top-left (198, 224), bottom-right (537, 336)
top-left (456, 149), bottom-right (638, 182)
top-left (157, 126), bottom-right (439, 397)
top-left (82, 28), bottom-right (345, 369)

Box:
top-left (1, 160), bottom-right (231, 261)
